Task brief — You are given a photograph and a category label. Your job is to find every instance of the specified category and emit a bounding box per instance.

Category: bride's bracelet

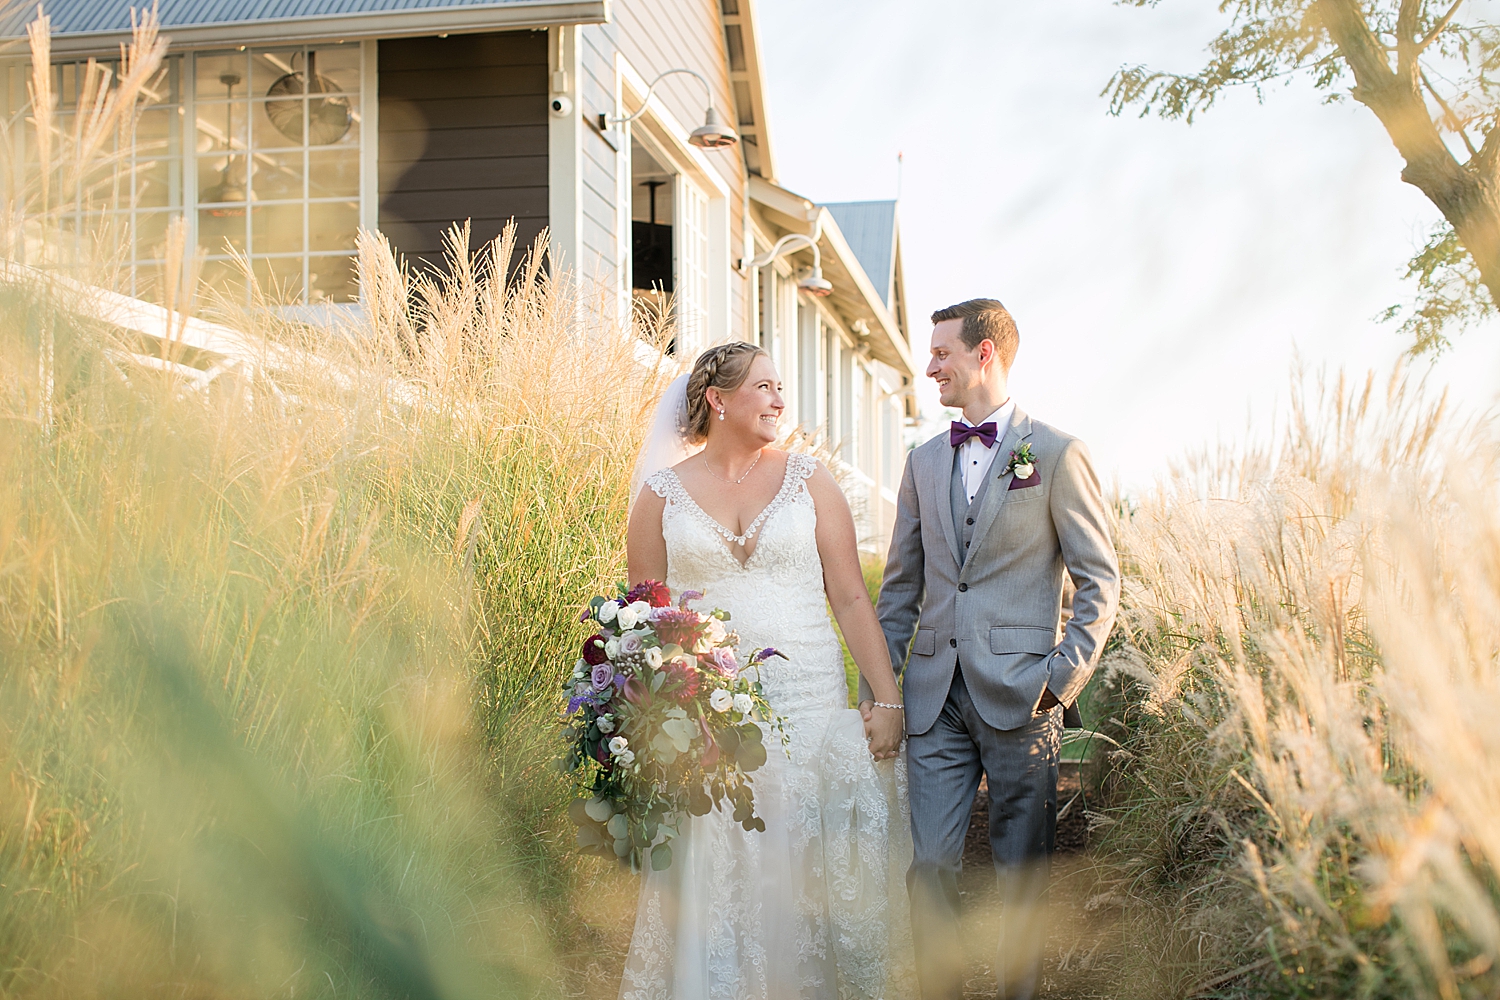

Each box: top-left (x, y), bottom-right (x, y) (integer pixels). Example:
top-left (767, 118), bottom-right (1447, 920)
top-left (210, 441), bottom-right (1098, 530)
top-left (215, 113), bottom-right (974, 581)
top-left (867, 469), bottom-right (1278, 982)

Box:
top-left (872, 701), bottom-right (904, 711)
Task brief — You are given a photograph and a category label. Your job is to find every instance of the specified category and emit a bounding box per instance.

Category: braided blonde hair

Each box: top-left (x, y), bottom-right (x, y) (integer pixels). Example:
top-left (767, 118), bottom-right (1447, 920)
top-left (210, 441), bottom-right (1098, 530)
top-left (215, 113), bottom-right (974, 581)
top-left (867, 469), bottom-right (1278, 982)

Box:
top-left (684, 342), bottom-right (769, 444)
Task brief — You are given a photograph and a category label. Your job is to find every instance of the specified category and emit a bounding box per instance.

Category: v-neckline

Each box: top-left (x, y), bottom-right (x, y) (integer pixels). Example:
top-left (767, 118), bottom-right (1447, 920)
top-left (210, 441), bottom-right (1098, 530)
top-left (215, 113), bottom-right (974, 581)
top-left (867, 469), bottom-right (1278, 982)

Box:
top-left (668, 457), bottom-right (797, 570)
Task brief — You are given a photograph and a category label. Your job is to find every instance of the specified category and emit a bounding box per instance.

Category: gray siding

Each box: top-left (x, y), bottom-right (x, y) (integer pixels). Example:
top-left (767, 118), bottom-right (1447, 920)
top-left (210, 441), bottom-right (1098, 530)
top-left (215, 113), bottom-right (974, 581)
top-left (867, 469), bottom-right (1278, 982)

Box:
top-left (378, 31), bottom-right (548, 266)
top-left (577, 0), bottom-right (749, 337)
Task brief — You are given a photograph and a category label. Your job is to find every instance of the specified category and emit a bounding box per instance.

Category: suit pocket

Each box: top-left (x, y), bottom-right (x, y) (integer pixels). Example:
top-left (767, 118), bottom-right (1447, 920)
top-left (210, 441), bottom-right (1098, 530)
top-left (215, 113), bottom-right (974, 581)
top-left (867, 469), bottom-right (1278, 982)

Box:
top-left (912, 628), bottom-right (936, 657)
top-left (989, 626), bottom-right (1055, 656)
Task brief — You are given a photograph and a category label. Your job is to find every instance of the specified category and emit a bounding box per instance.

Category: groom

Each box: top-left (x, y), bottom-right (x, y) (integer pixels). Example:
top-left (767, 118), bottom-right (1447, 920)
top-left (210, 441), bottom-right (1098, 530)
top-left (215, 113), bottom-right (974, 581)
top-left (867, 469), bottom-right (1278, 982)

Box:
top-left (860, 298), bottom-right (1119, 1000)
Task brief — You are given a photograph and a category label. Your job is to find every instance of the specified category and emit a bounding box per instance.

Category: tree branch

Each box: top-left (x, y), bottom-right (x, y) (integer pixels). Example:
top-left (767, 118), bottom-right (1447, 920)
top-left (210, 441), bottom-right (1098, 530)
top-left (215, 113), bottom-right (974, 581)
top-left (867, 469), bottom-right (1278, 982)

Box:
top-left (1421, 68), bottom-right (1478, 157)
top-left (1396, 0), bottom-right (1424, 77)
top-left (1418, 0), bottom-right (1465, 52)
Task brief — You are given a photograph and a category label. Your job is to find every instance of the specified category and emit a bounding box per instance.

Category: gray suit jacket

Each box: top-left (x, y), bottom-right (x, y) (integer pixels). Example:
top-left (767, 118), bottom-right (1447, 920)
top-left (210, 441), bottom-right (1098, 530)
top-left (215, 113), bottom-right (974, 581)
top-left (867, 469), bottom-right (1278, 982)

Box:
top-left (867, 405), bottom-right (1121, 735)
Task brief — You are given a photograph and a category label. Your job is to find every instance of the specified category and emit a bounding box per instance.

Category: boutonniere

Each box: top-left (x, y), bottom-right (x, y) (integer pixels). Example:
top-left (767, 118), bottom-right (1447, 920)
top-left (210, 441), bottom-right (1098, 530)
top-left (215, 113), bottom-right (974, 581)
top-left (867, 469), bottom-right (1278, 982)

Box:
top-left (1004, 442), bottom-right (1037, 481)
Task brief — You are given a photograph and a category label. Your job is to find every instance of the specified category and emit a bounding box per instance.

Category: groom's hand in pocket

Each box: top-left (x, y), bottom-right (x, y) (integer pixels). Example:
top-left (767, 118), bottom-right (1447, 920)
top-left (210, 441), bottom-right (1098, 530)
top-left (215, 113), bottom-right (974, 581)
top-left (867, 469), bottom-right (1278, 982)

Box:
top-left (1036, 686), bottom-right (1061, 714)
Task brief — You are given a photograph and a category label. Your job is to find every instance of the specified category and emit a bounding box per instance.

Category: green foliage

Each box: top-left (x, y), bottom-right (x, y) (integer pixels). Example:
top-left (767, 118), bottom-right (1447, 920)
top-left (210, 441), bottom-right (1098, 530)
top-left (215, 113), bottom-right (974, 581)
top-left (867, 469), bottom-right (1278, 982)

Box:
top-left (1378, 221), bottom-right (1497, 356)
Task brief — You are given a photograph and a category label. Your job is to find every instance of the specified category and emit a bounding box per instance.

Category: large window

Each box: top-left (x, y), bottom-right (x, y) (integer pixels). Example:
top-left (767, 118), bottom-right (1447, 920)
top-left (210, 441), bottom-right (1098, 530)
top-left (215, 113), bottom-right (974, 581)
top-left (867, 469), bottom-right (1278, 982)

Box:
top-left (192, 44), bottom-right (362, 304)
top-left (4, 55), bottom-right (185, 299)
top-left (8, 44), bottom-right (365, 306)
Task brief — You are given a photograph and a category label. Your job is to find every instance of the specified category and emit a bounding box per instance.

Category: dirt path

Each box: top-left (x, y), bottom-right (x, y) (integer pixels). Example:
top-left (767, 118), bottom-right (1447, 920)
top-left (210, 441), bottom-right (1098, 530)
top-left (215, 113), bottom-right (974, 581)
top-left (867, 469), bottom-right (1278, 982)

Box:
top-left (958, 763), bottom-right (1118, 999)
top-left (563, 763), bottom-right (1118, 998)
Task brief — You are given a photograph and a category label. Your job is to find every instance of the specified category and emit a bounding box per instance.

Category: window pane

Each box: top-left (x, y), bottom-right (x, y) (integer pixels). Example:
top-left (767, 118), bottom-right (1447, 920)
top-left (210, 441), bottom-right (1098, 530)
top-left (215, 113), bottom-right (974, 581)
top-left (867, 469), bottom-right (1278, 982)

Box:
top-left (198, 208), bottom-right (247, 253)
top-left (252, 255), bottom-right (304, 304)
top-left (251, 203), bottom-right (304, 254)
top-left (308, 201), bottom-right (358, 252)
top-left (255, 98), bottom-right (304, 149)
top-left (308, 96), bottom-right (357, 148)
top-left (251, 151), bottom-right (304, 200)
top-left (196, 101), bottom-right (248, 153)
top-left (135, 108), bottom-right (176, 153)
top-left (308, 149), bottom-right (357, 197)
top-left (134, 211), bottom-right (174, 262)
top-left (307, 45), bottom-right (360, 95)
top-left (133, 157), bottom-right (175, 208)
top-left (195, 52), bottom-right (249, 101)
top-left (198, 155), bottom-right (248, 203)
top-left (308, 255), bottom-right (357, 303)
top-left (252, 48), bottom-right (303, 96)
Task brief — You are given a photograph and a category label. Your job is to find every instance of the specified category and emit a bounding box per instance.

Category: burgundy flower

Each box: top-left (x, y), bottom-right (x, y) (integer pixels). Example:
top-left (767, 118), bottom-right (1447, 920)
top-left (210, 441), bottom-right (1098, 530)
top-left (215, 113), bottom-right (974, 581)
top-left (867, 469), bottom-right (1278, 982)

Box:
top-left (626, 579), bottom-right (673, 608)
top-left (668, 660), bottom-right (701, 702)
top-left (581, 634), bottom-right (609, 666)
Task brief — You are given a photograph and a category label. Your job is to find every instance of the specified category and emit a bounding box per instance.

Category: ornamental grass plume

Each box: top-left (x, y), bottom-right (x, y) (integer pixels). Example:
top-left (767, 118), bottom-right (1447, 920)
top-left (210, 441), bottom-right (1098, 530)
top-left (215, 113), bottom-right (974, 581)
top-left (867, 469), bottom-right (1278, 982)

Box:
top-left (0, 23), bottom-right (676, 979)
top-left (1088, 365), bottom-right (1500, 999)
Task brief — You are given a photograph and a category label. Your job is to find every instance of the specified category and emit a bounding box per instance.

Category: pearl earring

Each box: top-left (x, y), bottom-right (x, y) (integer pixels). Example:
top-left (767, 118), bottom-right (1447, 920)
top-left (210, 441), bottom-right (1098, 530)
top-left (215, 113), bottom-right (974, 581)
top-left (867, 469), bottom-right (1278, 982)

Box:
top-left (718, 409), bottom-right (726, 421)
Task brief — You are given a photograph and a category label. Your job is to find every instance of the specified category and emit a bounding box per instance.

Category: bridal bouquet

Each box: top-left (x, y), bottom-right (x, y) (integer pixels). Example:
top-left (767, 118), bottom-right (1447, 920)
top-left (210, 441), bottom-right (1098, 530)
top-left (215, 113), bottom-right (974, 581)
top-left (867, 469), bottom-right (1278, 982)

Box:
top-left (560, 579), bottom-right (784, 871)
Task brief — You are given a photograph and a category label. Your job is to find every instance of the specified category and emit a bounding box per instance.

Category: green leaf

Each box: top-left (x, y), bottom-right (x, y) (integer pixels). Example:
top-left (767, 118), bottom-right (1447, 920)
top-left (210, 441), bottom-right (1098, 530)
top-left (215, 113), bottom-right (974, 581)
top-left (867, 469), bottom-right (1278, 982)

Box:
top-left (737, 740), bottom-right (767, 771)
top-left (738, 722), bottom-right (763, 744)
top-left (651, 843), bottom-right (673, 871)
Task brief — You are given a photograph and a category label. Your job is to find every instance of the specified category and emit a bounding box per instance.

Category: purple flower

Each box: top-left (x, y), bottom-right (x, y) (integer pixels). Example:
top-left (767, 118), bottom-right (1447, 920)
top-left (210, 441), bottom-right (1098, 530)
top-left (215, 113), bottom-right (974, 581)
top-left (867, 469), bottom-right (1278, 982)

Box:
top-left (590, 662), bottom-right (614, 691)
top-left (619, 632), bottom-right (644, 655)
top-left (566, 694), bottom-right (595, 714)
top-left (709, 647), bottom-right (739, 677)
top-left (678, 589), bottom-right (704, 608)
top-left (751, 648), bottom-right (786, 664)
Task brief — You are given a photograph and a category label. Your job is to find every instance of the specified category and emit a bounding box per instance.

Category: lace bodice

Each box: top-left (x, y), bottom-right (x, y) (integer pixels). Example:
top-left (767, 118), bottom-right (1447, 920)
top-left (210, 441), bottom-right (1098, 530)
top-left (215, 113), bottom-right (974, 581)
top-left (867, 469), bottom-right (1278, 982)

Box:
top-left (646, 453), bottom-right (842, 724)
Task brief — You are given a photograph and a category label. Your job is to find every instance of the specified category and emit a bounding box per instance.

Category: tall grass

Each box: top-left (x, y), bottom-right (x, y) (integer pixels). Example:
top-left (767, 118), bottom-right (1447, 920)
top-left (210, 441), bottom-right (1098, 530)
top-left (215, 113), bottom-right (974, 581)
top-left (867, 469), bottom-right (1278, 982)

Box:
top-left (1090, 367), bottom-right (1500, 999)
top-left (1, 18), bottom-right (673, 986)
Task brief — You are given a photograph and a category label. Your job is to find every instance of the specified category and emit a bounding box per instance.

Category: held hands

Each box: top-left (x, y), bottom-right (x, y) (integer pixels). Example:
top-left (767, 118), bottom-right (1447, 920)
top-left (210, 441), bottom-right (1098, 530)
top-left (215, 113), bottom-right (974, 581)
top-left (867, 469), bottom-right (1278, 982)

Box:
top-left (858, 699), bottom-right (904, 761)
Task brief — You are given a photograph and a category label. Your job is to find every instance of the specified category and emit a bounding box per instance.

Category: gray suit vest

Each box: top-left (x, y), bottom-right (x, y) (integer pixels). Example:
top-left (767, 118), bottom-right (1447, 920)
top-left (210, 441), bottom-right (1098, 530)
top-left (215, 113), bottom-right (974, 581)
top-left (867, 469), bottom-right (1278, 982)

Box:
top-left (950, 445), bottom-right (996, 567)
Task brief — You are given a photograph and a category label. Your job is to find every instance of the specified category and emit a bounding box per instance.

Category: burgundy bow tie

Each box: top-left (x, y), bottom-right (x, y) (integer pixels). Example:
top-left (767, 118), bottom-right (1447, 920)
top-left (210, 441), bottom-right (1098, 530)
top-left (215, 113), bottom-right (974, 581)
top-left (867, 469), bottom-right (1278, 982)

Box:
top-left (950, 421), bottom-right (998, 449)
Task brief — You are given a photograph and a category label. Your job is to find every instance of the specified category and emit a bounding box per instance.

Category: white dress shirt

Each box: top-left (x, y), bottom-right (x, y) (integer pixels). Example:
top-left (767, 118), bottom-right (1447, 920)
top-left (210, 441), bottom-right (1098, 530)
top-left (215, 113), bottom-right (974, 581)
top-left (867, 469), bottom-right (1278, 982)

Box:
top-left (956, 399), bottom-right (1015, 505)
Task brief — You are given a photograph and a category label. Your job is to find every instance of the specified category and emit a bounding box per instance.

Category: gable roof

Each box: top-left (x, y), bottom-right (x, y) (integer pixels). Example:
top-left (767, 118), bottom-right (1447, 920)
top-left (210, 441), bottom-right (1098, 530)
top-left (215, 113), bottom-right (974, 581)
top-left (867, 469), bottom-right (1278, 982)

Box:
top-left (823, 200), bottom-right (896, 308)
top-left (2, 0), bottom-right (607, 52)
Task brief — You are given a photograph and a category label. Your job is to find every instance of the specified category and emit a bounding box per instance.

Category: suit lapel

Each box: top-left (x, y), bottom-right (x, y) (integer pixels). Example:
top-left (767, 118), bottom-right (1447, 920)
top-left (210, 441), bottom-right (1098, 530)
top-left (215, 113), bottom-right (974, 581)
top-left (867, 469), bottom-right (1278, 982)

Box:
top-left (966, 407), bottom-right (1031, 561)
top-left (929, 437), bottom-right (963, 567)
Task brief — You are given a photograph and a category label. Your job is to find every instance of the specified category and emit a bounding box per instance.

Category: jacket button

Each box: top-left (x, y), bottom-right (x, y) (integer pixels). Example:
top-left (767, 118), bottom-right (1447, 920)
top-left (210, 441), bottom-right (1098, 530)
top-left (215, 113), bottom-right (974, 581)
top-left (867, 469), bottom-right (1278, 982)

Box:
top-left (965, 517), bottom-right (974, 525)
top-left (949, 638), bottom-right (957, 648)
top-left (958, 583), bottom-right (968, 592)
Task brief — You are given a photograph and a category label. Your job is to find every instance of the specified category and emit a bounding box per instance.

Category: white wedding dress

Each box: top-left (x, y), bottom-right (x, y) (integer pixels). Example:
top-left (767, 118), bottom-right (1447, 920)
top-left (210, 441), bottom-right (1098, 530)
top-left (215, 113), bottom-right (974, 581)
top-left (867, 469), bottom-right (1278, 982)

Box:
top-left (621, 453), bottom-right (915, 1000)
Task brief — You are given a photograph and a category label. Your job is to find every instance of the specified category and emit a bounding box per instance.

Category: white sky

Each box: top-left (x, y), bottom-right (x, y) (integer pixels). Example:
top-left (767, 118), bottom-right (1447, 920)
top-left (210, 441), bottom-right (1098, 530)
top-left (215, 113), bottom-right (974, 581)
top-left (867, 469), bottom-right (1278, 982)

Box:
top-left (754, 0), bottom-right (1500, 492)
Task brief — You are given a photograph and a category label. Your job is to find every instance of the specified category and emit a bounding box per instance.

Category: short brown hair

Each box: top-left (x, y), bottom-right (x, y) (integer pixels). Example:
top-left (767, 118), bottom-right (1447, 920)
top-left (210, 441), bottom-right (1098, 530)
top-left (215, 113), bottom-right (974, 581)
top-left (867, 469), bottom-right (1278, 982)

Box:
top-left (684, 341), bottom-right (769, 443)
top-left (931, 298), bottom-right (1019, 371)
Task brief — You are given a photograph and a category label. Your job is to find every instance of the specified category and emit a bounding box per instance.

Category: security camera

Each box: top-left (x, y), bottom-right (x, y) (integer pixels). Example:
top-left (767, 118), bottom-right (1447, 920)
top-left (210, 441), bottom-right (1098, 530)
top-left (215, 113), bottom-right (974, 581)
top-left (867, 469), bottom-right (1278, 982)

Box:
top-left (550, 95), bottom-right (573, 117)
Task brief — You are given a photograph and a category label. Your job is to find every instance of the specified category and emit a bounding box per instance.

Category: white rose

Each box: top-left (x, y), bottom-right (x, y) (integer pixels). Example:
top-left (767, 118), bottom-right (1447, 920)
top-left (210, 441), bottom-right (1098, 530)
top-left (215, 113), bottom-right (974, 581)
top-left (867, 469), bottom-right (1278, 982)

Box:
top-left (733, 692), bottom-right (753, 715)
top-left (597, 601), bottom-right (618, 624)
top-left (609, 736), bottom-right (629, 755)
top-left (705, 618), bottom-right (727, 645)
top-left (1014, 462), bottom-right (1034, 480)
top-left (709, 689), bottom-right (733, 713)
top-left (596, 716), bottom-right (615, 734)
top-left (628, 600), bottom-right (651, 621)
top-left (616, 749), bottom-right (636, 767)
top-left (644, 647), bottom-right (663, 668)
top-left (604, 638), bottom-right (621, 659)
top-left (615, 606), bottom-right (639, 630)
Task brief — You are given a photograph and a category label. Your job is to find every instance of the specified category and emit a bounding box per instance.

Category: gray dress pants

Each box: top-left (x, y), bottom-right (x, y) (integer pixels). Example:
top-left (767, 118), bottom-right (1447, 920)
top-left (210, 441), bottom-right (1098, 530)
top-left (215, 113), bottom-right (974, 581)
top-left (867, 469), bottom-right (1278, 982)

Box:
top-left (905, 667), bottom-right (1060, 1000)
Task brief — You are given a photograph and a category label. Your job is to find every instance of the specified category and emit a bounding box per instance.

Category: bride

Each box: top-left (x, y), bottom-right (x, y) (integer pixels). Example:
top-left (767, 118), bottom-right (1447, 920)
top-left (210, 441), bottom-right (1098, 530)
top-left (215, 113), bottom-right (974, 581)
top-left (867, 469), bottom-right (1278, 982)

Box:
top-left (621, 341), bottom-right (915, 1000)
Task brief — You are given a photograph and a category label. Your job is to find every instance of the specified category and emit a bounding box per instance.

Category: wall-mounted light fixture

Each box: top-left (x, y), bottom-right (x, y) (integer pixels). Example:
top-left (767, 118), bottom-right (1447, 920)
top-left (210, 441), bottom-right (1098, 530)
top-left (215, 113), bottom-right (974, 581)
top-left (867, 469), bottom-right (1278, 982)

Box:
top-left (739, 232), bottom-right (833, 297)
top-left (606, 68), bottom-right (738, 149)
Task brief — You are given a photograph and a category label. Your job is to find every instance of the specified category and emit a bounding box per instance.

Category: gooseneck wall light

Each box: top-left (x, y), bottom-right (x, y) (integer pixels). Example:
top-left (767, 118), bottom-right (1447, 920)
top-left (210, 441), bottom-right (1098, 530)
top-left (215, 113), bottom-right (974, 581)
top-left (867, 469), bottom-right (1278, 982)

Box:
top-left (739, 232), bottom-right (833, 297)
top-left (606, 68), bottom-right (738, 149)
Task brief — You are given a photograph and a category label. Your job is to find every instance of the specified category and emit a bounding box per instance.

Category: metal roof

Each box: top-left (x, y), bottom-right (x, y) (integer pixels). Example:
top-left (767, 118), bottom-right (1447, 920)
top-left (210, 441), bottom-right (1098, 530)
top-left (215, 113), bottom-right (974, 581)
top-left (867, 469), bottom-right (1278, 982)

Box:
top-left (823, 200), bottom-right (896, 308)
top-left (2, 0), bottom-right (607, 50)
